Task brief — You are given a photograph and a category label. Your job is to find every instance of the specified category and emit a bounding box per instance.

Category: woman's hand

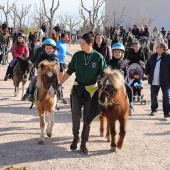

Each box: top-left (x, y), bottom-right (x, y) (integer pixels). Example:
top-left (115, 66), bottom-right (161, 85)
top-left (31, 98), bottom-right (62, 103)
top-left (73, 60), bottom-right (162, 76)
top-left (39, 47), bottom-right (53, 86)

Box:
top-left (127, 60), bottom-right (130, 64)
top-left (145, 75), bottom-right (149, 79)
top-left (138, 60), bottom-right (143, 65)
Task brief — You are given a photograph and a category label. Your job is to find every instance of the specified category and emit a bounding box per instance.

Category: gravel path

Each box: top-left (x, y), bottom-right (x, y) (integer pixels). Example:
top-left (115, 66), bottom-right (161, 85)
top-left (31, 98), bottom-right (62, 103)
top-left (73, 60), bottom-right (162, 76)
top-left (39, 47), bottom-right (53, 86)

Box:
top-left (0, 45), bottom-right (170, 170)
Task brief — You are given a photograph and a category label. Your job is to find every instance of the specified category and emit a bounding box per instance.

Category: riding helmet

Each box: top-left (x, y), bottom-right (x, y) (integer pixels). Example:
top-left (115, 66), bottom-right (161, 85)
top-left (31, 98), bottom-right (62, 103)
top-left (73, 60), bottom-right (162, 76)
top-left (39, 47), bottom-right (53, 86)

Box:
top-left (42, 38), bottom-right (57, 48)
top-left (112, 43), bottom-right (125, 52)
top-left (17, 32), bottom-right (26, 38)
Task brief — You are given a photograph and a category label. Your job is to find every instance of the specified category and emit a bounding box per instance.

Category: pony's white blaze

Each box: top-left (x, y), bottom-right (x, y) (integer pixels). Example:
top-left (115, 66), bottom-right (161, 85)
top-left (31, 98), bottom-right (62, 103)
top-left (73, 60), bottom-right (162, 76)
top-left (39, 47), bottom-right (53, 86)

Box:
top-left (47, 71), bottom-right (53, 77)
top-left (106, 79), bottom-right (110, 85)
top-left (48, 85), bottom-right (55, 97)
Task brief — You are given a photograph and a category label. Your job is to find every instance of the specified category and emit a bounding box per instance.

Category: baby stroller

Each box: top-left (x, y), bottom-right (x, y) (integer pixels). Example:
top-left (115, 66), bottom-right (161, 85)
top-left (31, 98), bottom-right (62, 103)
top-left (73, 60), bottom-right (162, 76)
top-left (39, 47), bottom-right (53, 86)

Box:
top-left (126, 63), bottom-right (146, 105)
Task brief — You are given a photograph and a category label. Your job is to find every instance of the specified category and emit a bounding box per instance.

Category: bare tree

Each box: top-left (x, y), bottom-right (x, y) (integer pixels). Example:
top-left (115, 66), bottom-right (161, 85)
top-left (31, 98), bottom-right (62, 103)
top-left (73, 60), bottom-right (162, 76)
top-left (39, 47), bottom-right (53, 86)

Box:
top-left (109, 7), bottom-right (126, 28)
top-left (9, 3), bottom-right (17, 31)
top-left (96, 8), bottom-right (109, 34)
top-left (133, 17), bottom-right (154, 28)
top-left (23, 14), bottom-right (32, 35)
top-left (33, 3), bottom-right (47, 29)
top-left (16, 4), bottom-right (31, 29)
top-left (80, 0), bottom-right (106, 31)
top-left (0, 0), bottom-right (15, 23)
top-left (42, 0), bottom-right (60, 38)
top-left (60, 14), bottom-right (81, 46)
top-left (79, 9), bottom-right (89, 33)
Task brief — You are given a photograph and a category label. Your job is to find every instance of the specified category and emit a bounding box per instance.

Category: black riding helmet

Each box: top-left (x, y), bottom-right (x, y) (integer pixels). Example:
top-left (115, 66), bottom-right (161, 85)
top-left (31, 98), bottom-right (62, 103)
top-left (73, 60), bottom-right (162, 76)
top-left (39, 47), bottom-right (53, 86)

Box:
top-left (17, 32), bottom-right (26, 38)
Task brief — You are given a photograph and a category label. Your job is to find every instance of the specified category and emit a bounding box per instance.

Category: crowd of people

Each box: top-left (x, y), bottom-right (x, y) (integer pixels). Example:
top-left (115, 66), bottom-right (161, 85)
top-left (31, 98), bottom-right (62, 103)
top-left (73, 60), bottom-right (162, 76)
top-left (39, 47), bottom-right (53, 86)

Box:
top-left (110, 24), bottom-right (169, 40)
top-left (0, 21), bottom-right (170, 155)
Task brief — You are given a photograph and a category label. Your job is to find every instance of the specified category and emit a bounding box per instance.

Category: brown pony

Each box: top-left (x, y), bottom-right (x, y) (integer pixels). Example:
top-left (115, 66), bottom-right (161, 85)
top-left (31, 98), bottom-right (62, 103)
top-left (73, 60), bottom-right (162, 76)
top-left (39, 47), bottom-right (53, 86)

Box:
top-left (13, 56), bottom-right (30, 99)
top-left (98, 68), bottom-right (129, 152)
top-left (52, 29), bottom-right (59, 42)
top-left (35, 60), bottom-right (59, 144)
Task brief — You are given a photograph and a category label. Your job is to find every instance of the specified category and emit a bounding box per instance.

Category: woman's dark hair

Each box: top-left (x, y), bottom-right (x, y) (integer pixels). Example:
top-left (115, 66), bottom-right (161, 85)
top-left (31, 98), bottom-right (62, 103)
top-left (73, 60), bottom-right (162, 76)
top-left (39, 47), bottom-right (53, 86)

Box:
top-left (61, 33), bottom-right (68, 39)
top-left (93, 33), bottom-right (107, 49)
top-left (89, 31), bottom-right (95, 37)
top-left (153, 27), bottom-right (158, 32)
top-left (133, 42), bottom-right (140, 47)
top-left (81, 33), bottom-right (94, 44)
top-left (15, 33), bottom-right (26, 46)
top-left (42, 37), bottom-right (47, 42)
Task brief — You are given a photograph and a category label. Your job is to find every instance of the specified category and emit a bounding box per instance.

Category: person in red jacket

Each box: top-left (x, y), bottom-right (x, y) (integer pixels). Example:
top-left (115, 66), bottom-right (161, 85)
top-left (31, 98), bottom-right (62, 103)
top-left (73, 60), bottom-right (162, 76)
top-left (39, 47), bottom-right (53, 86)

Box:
top-left (4, 32), bottom-right (29, 81)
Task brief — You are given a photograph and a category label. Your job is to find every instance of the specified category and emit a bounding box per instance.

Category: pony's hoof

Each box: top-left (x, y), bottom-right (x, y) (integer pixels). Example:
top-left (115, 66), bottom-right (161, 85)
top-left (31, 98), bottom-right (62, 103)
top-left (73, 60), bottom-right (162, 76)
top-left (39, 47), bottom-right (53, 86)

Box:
top-left (100, 133), bottom-right (104, 137)
top-left (117, 142), bottom-right (123, 149)
top-left (106, 139), bottom-right (110, 142)
top-left (47, 133), bottom-right (52, 138)
top-left (38, 140), bottom-right (44, 144)
top-left (46, 129), bottom-right (52, 137)
top-left (55, 106), bottom-right (60, 110)
top-left (110, 146), bottom-right (116, 152)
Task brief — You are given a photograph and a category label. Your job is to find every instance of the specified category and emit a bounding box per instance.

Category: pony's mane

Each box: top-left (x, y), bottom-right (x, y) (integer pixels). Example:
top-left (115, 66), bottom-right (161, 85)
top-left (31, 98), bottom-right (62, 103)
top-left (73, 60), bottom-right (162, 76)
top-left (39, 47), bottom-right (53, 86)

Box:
top-left (101, 67), bottom-right (124, 89)
top-left (36, 60), bottom-right (58, 87)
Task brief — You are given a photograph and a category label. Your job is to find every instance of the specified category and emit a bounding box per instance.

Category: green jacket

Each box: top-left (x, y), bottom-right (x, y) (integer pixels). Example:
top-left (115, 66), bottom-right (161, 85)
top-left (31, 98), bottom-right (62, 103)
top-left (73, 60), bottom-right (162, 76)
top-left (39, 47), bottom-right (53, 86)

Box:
top-left (67, 50), bottom-right (107, 84)
top-left (30, 46), bottom-right (44, 64)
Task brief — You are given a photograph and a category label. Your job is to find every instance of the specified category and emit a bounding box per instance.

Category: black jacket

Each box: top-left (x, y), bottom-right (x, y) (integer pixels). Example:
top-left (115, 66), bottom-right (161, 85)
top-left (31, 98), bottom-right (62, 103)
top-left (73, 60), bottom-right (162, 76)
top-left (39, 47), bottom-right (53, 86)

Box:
top-left (93, 44), bottom-right (112, 62)
top-left (145, 52), bottom-right (170, 85)
top-left (2, 23), bottom-right (8, 30)
top-left (132, 28), bottom-right (139, 36)
top-left (36, 51), bottom-right (59, 69)
top-left (41, 25), bottom-right (46, 33)
top-left (127, 49), bottom-right (146, 65)
top-left (144, 28), bottom-right (149, 37)
top-left (53, 26), bottom-right (61, 33)
top-left (107, 57), bottom-right (126, 77)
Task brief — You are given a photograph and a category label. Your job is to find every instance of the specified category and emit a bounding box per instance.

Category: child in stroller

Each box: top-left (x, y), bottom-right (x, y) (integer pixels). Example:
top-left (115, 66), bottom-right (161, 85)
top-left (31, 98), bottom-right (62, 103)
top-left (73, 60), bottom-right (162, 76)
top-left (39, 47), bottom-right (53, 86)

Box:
top-left (126, 63), bottom-right (146, 104)
top-left (128, 71), bottom-right (143, 102)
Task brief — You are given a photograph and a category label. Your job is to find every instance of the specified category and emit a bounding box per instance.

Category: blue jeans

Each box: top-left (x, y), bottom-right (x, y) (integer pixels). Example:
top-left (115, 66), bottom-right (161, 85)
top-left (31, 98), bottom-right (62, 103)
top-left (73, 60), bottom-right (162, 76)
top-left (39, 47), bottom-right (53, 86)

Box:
top-left (151, 85), bottom-right (170, 115)
top-left (125, 82), bottom-right (133, 104)
top-left (2, 46), bottom-right (8, 65)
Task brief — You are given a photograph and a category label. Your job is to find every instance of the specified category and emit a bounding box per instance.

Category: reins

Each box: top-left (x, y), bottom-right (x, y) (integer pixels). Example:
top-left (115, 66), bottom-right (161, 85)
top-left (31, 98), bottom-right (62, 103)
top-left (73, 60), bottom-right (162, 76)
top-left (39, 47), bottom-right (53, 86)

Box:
top-left (37, 76), bottom-right (58, 103)
top-left (103, 87), bottom-right (128, 105)
top-left (108, 93), bottom-right (128, 105)
top-left (37, 90), bottom-right (48, 102)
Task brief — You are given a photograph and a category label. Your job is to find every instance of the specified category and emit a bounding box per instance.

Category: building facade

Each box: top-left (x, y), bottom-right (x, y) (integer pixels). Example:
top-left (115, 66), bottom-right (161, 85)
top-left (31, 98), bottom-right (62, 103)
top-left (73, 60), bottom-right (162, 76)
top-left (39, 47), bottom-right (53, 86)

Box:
top-left (105, 0), bottom-right (170, 33)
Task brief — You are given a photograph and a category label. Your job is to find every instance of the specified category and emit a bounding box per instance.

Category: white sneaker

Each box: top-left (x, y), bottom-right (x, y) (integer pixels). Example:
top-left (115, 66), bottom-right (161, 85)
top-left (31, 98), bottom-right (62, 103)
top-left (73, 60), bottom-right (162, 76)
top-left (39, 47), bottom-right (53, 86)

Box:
top-left (138, 96), bottom-right (141, 102)
top-left (133, 96), bottom-right (136, 101)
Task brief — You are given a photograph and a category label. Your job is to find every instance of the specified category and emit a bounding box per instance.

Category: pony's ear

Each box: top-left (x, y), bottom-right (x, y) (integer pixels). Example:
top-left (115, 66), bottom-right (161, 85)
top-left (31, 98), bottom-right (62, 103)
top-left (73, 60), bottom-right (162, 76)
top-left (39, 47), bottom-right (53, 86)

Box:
top-left (22, 53), bottom-right (26, 58)
top-left (54, 61), bottom-right (58, 66)
top-left (40, 63), bottom-right (46, 70)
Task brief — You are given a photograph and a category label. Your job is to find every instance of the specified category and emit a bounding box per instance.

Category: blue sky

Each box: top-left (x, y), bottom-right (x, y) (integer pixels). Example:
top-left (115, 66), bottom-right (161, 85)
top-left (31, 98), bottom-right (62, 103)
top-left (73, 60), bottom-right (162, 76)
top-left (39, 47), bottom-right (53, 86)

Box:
top-left (0, 0), bottom-right (93, 25)
top-left (0, 0), bottom-right (93, 22)
top-left (0, 0), bottom-right (104, 30)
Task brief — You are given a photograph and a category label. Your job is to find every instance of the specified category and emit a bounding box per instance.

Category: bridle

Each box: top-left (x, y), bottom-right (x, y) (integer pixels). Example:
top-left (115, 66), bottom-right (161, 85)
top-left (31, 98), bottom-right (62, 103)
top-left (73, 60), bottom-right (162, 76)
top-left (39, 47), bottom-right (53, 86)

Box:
top-left (37, 75), bottom-right (59, 102)
top-left (42, 75), bottom-right (58, 90)
top-left (108, 89), bottom-right (128, 105)
top-left (99, 83), bottom-right (127, 105)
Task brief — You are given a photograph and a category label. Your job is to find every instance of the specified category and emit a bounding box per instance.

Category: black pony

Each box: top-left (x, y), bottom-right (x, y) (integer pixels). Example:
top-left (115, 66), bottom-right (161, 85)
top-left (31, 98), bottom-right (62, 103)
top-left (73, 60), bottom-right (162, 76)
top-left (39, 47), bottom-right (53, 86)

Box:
top-left (137, 36), bottom-right (150, 60)
top-left (110, 27), bottom-right (124, 46)
top-left (13, 55), bottom-right (30, 99)
top-left (123, 32), bottom-right (136, 59)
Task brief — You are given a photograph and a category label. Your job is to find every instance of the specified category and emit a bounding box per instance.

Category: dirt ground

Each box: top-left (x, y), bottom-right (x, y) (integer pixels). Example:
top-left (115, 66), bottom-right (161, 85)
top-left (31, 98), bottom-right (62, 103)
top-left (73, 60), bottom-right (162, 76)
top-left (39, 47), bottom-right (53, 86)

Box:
top-left (0, 44), bottom-right (170, 170)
